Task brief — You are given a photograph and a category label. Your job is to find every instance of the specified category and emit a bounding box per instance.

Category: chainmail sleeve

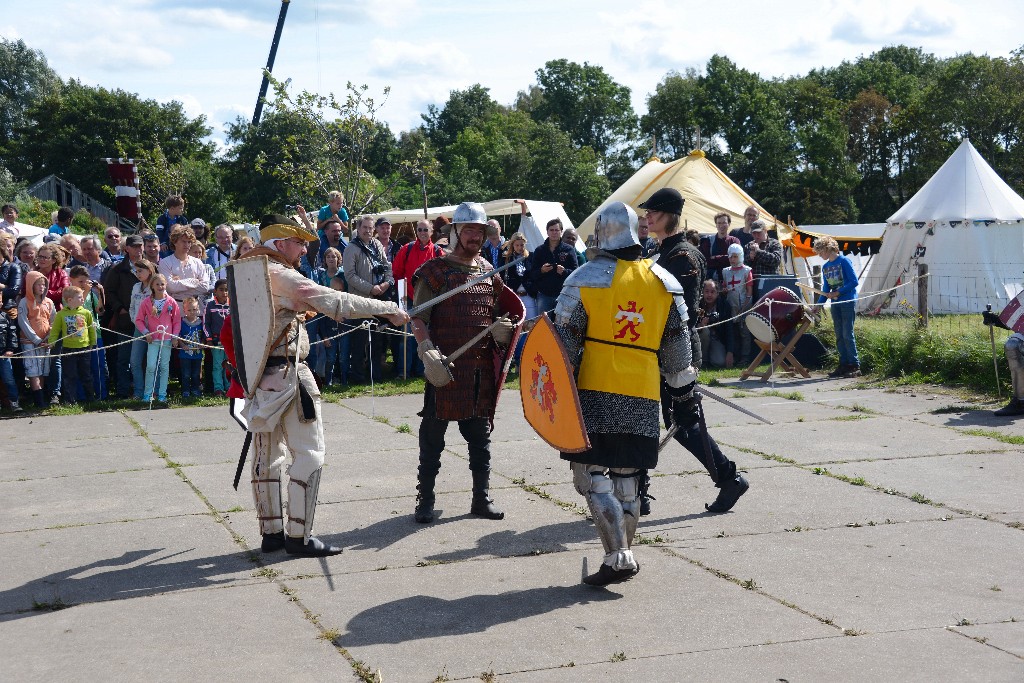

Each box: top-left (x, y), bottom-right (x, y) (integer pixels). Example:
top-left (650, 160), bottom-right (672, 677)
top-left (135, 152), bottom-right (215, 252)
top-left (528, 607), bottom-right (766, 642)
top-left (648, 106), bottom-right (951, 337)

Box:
top-left (553, 287), bottom-right (587, 371)
top-left (658, 301), bottom-right (696, 387)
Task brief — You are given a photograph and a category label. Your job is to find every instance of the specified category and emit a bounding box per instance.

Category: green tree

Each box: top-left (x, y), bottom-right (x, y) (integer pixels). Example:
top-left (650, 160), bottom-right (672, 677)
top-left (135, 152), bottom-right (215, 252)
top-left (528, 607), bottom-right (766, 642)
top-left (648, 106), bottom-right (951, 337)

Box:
top-left (422, 84), bottom-right (502, 150)
top-left (531, 59), bottom-right (637, 170)
top-left (10, 80), bottom-right (214, 207)
top-left (641, 68), bottom-right (705, 160)
top-left (0, 38), bottom-right (61, 160)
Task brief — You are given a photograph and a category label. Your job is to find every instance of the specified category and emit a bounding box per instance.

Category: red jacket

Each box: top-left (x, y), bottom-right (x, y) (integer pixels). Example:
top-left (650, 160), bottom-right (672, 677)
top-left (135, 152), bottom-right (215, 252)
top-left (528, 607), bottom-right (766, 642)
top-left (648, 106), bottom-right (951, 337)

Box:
top-left (392, 239), bottom-right (443, 299)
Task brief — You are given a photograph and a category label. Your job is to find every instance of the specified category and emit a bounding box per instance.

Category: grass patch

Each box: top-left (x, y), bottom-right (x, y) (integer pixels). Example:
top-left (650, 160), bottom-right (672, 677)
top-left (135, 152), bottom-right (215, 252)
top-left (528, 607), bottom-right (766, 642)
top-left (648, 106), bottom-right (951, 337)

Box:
top-left (957, 428), bottom-right (1024, 446)
top-left (762, 389), bottom-right (804, 401)
top-left (833, 414), bottom-right (871, 421)
top-left (397, 423), bottom-right (411, 433)
top-left (610, 652), bottom-right (627, 662)
top-left (849, 403), bottom-right (878, 414)
top-left (634, 533), bottom-right (667, 545)
top-left (931, 404), bottom-right (989, 414)
top-left (32, 597), bottom-right (72, 611)
top-left (740, 578), bottom-right (758, 590)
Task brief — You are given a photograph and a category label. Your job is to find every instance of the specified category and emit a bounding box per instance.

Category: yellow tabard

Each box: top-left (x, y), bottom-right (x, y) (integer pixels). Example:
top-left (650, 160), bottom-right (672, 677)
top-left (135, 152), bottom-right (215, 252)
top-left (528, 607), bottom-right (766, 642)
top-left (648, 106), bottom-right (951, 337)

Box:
top-left (577, 259), bottom-right (671, 400)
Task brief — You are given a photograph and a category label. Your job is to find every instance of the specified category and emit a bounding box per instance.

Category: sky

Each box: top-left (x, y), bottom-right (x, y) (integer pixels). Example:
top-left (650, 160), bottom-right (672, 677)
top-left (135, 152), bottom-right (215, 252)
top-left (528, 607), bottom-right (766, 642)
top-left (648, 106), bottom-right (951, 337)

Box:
top-left (4, 0), bottom-right (1023, 151)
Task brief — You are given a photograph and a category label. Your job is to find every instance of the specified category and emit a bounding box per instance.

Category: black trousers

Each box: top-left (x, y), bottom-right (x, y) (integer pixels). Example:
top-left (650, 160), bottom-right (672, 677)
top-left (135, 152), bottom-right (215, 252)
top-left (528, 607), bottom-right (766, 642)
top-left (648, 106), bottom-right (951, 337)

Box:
top-left (660, 390), bottom-right (736, 483)
top-left (62, 350), bottom-right (95, 402)
top-left (348, 324), bottom-right (385, 382)
top-left (417, 384), bottom-right (491, 482)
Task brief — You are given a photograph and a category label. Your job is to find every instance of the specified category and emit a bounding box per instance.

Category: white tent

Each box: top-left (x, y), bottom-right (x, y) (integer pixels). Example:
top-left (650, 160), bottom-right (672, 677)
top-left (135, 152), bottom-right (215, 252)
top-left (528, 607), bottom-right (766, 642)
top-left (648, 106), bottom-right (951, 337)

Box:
top-left (858, 140), bottom-right (1024, 315)
top-left (6, 222), bottom-right (47, 245)
top-left (376, 199), bottom-right (573, 252)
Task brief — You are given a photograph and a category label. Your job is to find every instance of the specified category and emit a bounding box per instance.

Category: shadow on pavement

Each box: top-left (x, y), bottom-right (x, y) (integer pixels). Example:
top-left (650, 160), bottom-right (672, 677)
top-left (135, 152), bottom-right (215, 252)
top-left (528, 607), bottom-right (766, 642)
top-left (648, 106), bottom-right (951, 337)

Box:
top-left (338, 585), bottom-right (621, 646)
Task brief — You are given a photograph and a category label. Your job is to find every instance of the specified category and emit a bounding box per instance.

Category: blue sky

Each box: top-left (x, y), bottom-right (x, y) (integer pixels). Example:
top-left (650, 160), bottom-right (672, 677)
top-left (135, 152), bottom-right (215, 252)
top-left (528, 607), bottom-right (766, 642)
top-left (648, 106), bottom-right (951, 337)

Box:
top-left (4, 0), bottom-right (1023, 150)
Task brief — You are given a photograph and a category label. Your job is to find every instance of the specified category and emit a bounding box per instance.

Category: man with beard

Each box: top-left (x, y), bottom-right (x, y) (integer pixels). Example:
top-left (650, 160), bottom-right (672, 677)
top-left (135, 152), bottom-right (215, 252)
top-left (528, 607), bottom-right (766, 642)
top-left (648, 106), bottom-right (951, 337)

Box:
top-left (239, 214), bottom-right (408, 556)
top-left (411, 202), bottom-right (520, 524)
top-left (554, 201), bottom-right (694, 586)
top-left (640, 188), bottom-right (750, 515)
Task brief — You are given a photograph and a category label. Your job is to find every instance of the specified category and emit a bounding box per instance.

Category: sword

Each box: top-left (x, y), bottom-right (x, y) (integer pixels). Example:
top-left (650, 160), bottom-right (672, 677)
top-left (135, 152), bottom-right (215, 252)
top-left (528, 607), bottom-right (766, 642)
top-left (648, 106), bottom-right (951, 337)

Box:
top-left (406, 256), bottom-right (526, 317)
top-left (696, 386), bottom-right (774, 425)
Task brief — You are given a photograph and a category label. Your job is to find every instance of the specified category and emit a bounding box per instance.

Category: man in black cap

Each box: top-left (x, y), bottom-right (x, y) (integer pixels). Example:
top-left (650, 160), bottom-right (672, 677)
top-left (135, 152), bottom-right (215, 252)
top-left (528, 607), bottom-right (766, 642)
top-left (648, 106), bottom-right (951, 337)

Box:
top-left (101, 234), bottom-right (145, 398)
top-left (638, 187), bottom-right (750, 515)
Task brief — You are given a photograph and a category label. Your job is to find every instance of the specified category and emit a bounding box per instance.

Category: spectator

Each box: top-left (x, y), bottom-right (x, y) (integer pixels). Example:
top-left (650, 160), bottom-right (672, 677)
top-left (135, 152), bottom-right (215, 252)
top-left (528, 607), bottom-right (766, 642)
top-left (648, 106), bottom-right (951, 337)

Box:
top-left (102, 227), bottom-right (125, 262)
top-left (100, 233), bottom-right (144, 398)
top-left (159, 225), bottom-right (207, 304)
top-left (684, 228), bottom-right (701, 247)
top-left (203, 279), bottom-right (230, 397)
top-left (315, 217), bottom-right (347, 271)
top-left (501, 231), bottom-right (533, 369)
top-left (699, 212), bottom-right (741, 282)
top-left (178, 296), bottom-right (204, 400)
top-left (0, 204), bottom-right (20, 237)
top-left (730, 205), bottom-right (759, 248)
top-left (815, 236), bottom-right (860, 378)
top-left (69, 265), bottom-right (107, 400)
top-left (481, 219), bottom-right (504, 268)
top-left (76, 235), bottom-right (112, 283)
top-left (142, 231), bottom-right (161, 265)
top-left (34, 243), bottom-right (70, 309)
top-left (18, 270), bottom-right (56, 407)
top-left (129, 259), bottom-right (158, 400)
top-left (374, 217), bottom-right (403, 370)
top-left (50, 286), bottom-right (97, 404)
top-left (156, 195), bottom-right (188, 253)
top-left (342, 215), bottom-right (394, 382)
top-left (135, 273), bottom-right (181, 406)
top-left (526, 211), bottom-right (576, 316)
top-left (316, 190), bottom-right (350, 232)
top-left (638, 216), bottom-right (658, 257)
top-left (61, 234), bottom-right (83, 264)
top-left (696, 279), bottom-right (735, 369)
top-left (318, 273), bottom-right (351, 386)
top-left (48, 206), bottom-right (74, 237)
top-left (561, 227), bottom-right (586, 266)
top-left (0, 236), bottom-right (23, 313)
top-left (188, 240), bottom-right (216, 309)
top-left (190, 218), bottom-right (209, 247)
top-left (206, 224), bottom-right (234, 279)
top-left (0, 295), bottom-right (19, 412)
top-left (393, 219), bottom-right (443, 378)
top-left (745, 219), bottom-right (783, 299)
top-left (14, 239), bottom-right (37, 285)
top-left (721, 244), bottom-right (753, 363)
top-left (306, 246), bottom-right (344, 385)
top-left (432, 215), bottom-right (451, 251)
top-left (232, 236), bottom-right (255, 260)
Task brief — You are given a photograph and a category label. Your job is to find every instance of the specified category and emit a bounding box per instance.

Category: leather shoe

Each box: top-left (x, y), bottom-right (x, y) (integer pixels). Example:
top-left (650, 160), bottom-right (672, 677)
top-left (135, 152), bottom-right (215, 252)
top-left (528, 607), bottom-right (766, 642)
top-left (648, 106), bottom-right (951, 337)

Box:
top-left (285, 535), bottom-right (343, 557)
top-left (414, 495), bottom-right (435, 524)
top-left (583, 562), bottom-right (640, 587)
top-left (470, 495), bottom-right (504, 520)
top-left (706, 474), bottom-right (750, 513)
top-left (261, 531), bottom-right (286, 552)
top-left (994, 397), bottom-right (1024, 417)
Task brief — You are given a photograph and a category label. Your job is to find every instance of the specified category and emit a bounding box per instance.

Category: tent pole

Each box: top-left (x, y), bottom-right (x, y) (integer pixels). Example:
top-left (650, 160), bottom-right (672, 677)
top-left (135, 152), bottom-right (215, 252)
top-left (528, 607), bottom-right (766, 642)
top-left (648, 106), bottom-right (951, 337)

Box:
top-left (858, 254), bottom-right (873, 280)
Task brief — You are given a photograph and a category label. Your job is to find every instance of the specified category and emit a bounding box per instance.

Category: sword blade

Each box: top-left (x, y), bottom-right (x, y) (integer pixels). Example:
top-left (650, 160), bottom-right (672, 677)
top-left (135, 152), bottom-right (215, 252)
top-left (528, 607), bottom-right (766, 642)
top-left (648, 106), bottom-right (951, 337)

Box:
top-left (696, 386), bottom-right (774, 425)
top-left (406, 256), bottom-right (526, 317)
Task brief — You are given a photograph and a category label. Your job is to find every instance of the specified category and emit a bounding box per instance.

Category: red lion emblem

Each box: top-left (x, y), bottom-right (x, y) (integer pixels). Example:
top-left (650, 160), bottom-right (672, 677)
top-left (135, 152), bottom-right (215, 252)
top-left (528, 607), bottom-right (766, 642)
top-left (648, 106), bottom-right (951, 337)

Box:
top-left (529, 352), bottom-right (558, 422)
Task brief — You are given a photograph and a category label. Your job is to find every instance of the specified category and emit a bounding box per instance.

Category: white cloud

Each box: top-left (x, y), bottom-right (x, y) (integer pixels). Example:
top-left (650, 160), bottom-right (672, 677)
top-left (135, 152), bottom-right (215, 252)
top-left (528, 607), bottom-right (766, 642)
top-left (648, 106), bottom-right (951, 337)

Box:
top-left (369, 39), bottom-right (470, 79)
top-left (169, 8), bottom-right (273, 34)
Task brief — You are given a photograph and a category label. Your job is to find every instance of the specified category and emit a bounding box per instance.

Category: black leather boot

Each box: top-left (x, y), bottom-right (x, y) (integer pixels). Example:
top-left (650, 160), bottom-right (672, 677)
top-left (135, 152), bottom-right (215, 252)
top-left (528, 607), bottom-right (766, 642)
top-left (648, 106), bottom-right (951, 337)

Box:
top-left (470, 470), bottom-right (504, 520)
top-left (706, 473), bottom-right (750, 513)
top-left (414, 473), bottom-right (436, 523)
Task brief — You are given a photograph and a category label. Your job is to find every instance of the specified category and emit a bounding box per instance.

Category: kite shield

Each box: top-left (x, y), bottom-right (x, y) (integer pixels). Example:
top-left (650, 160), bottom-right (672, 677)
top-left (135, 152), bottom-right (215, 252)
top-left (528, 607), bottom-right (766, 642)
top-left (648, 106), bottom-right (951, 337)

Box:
top-left (227, 256), bottom-right (276, 398)
top-left (519, 314), bottom-right (590, 453)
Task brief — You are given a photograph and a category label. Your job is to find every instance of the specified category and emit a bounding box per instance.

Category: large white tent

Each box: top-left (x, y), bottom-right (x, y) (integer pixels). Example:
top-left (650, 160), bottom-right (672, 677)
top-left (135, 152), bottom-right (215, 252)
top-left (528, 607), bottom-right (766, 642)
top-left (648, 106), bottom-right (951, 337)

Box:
top-left (858, 139), bottom-right (1024, 315)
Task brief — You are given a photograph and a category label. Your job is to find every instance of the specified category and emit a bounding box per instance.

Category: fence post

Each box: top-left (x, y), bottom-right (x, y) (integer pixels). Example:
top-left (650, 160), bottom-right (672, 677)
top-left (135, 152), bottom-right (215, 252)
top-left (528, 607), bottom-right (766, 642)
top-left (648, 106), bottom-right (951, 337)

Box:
top-left (812, 265), bottom-right (822, 296)
top-left (917, 264), bottom-right (929, 329)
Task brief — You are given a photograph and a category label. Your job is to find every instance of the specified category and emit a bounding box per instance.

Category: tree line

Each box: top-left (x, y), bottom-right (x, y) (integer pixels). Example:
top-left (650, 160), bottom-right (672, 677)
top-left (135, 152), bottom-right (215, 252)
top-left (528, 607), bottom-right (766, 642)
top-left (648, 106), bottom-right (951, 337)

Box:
top-left (2, 38), bottom-right (1023, 229)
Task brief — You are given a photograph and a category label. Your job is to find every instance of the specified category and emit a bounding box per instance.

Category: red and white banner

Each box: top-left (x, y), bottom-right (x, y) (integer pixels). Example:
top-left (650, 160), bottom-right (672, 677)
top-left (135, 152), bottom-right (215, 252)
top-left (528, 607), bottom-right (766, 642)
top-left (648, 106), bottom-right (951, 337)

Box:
top-left (105, 158), bottom-right (141, 221)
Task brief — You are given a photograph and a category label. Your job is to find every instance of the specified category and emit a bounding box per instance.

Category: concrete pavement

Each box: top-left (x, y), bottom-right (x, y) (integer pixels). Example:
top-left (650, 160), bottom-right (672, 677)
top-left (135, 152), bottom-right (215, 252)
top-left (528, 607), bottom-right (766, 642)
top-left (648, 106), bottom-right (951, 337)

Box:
top-left (1, 376), bottom-right (1022, 681)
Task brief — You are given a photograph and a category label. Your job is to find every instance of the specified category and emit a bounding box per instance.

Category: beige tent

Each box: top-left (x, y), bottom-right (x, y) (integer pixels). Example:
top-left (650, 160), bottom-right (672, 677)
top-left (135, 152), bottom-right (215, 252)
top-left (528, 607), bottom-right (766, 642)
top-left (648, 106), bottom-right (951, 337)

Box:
top-left (577, 150), bottom-right (785, 240)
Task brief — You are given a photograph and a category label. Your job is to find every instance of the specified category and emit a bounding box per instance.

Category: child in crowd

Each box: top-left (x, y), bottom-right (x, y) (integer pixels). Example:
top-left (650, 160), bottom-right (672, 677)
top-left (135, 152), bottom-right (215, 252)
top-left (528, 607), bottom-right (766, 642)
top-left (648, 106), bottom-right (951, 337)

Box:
top-left (319, 272), bottom-right (351, 386)
top-left (18, 271), bottom-right (55, 407)
top-left (814, 236), bottom-right (861, 378)
top-left (178, 296), bottom-right (204, 400)
top-left (135, 274), bottom-right (181, 405)
top-left (69, 265), bottom-right (107, 400)
top-left (721, 243), bottom-right (753, 364)
top-left (188, 240), bottom-right (216, 310)
top-left (129, 260), bottom-right (157, 400)
top-left (156, 195), bottom-right (187, 254)
top-left (49, 286), bottom-right (97, 404)
top-left (0, 300), bottom-right (21, 412)
top-left (204, 278), bottom-right (230, 397)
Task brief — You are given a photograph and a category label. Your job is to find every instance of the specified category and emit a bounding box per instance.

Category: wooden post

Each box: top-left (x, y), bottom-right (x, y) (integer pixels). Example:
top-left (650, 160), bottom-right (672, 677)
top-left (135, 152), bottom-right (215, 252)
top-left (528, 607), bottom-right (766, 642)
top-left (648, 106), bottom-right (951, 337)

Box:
top-left (812, 265), bottom-right (822, 294)
top-left (917, 264), bottom-right (929, 328)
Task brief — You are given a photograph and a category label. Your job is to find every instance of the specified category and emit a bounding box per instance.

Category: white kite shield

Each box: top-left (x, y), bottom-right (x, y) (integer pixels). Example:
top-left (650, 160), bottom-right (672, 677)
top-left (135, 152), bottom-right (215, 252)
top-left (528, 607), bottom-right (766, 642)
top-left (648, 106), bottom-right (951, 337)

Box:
top-left (227, 255), bottom-right (276, 397)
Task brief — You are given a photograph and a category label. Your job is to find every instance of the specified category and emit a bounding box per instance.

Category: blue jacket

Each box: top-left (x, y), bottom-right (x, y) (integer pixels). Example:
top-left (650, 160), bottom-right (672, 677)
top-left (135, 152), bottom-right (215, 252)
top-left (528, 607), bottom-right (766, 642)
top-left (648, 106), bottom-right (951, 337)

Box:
top-left (817, 255), bottom-right (858, 306)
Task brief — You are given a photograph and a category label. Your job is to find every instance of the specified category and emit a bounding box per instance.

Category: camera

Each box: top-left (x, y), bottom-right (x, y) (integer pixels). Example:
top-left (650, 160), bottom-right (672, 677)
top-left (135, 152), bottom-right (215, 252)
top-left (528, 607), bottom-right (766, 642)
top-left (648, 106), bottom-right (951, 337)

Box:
top-left (371, 264), bottom-right (386, 277)
top-left (284, 204), bottom-right (298, 212)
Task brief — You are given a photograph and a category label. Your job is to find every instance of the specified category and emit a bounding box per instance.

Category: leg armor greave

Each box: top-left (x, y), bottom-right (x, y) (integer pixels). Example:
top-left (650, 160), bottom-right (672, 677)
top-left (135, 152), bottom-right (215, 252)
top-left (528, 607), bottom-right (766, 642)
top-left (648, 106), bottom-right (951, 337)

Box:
top-left (1005, 336), bottom-right (1024, 399)
top-left (610, 468), bottom-right (641, 547)
top-left (251, 432), bottom-right (284, 535)
top-left (572, 462), bottom-right (636, 571)
top-left (287, 467), bottom-right (322, 542)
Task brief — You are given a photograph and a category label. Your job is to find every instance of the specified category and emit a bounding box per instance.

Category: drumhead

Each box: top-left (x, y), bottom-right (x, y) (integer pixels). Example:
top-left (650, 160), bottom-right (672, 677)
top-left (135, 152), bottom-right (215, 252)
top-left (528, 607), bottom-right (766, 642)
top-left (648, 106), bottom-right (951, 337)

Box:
top-left (745, 311), bottom-right (774, 344)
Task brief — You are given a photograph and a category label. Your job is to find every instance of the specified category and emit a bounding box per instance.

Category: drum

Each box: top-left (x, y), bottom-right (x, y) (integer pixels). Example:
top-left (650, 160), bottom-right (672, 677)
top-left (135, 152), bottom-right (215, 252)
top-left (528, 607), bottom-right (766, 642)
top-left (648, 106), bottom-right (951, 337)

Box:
top-left (745, 286), bottom-right (805, 344)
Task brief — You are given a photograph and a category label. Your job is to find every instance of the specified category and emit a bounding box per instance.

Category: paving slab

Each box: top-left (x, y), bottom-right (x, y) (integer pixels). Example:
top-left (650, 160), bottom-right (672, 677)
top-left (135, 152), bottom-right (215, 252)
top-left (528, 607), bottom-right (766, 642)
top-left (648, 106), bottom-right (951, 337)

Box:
top-left (543, 465), bottom-right (958, 543)
top-left (0, 467), bottom-right (210, 533)
top-left (699, 392), bottom-right (857, 427)
top-left (953, 620), bottom-right (1024, 659)
top-left (829, 452), bottom-right (1024, 518)
top-left (500, 627), bottom-right (1024, 682)
top-left (0, 515), bottom-right (255, 615)
top-left (911, 406), bottom-right (1024, 438)
top-left (147, 427), bottom-right (240, 467)
top-left (7, 411), bottom-right (132, 443)
top-left (297, 550), bottom-right (835, 682)
top-left (123, 404), bottom-right (232, 434)
top-left (223, 486), bottom-right (592, 576)
top-left (713, 415), bottom-right (1004, 464)
top-left (676, 517), bottom-right (1024, 632)
top-left (0, 582), bottom-right (342, 682)
top-left (0, 434), bottom-right (159, 481)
